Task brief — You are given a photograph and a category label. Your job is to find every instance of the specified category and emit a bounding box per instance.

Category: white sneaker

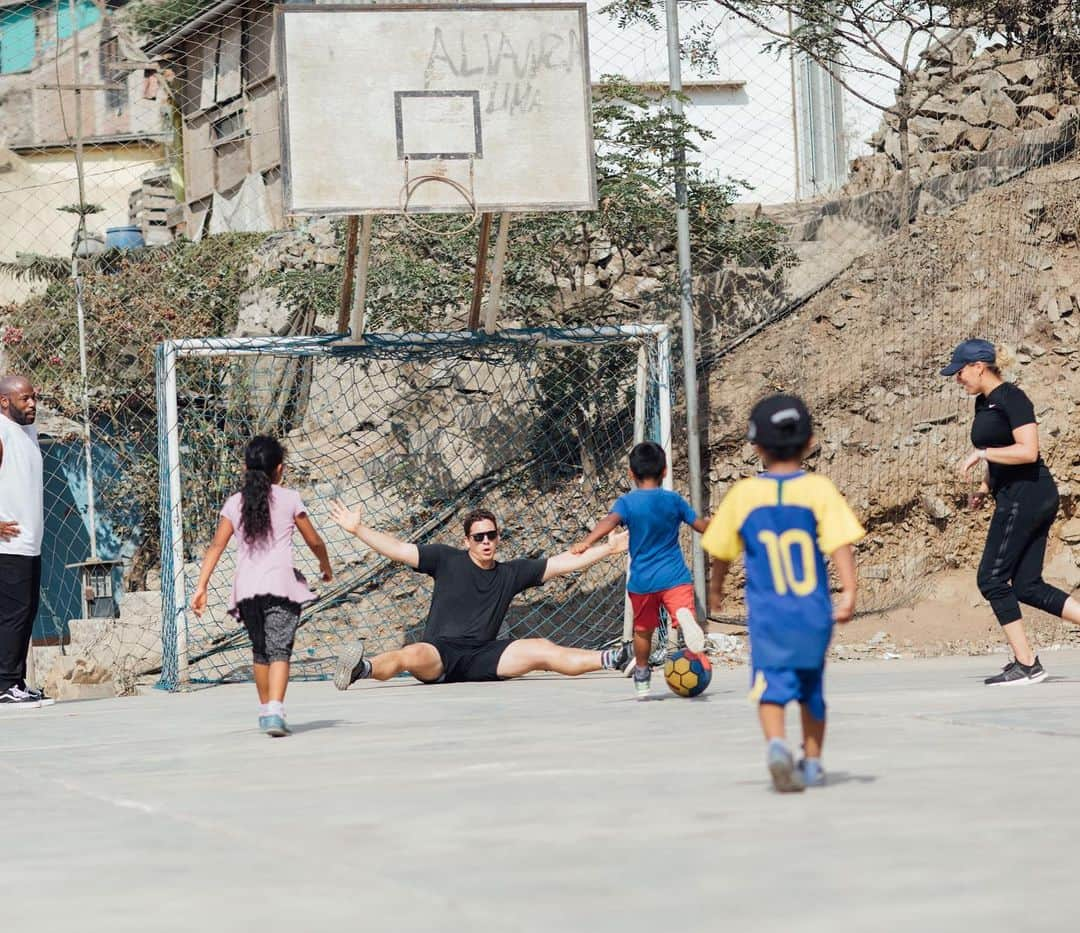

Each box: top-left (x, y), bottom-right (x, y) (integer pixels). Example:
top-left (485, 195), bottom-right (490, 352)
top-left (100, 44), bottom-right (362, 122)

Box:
top-left (675, 608), bottom-right (706, 655)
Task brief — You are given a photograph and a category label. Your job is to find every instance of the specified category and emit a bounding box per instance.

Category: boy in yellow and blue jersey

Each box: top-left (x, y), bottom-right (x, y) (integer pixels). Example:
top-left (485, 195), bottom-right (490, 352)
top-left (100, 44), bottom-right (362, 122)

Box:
top-left (702, 395), bottom-right (864, 792)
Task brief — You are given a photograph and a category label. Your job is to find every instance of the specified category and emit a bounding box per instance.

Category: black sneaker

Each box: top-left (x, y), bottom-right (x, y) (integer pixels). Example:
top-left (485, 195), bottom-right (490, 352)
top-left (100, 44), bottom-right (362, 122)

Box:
top-left (0, 686), bottom-right (40, 708)
top-left (984, 656), bottom-right (1047, 686)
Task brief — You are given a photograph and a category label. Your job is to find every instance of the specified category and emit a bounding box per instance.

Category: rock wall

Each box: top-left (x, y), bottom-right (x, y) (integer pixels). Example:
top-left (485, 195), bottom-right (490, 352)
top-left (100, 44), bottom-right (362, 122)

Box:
top-left (848, 38), bottom-right (1080, 194)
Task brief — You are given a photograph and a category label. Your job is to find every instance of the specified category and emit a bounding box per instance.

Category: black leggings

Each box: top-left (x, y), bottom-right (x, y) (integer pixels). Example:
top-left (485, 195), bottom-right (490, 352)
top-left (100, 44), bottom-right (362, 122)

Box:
top-left (977, 480), bottom-right (1070, 625)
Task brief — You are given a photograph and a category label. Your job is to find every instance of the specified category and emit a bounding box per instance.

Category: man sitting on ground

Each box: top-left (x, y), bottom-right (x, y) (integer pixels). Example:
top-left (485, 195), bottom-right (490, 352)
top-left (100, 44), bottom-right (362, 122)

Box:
top-left (329, 505), bottom-right (632, 688)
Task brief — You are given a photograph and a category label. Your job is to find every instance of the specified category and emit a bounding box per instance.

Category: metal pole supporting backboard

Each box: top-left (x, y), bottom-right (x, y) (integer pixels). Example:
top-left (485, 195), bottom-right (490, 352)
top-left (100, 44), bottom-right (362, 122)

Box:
top-left (482, 212), bottom-right (512, 333)
top-left (351, 214), bottom-right (374, 340)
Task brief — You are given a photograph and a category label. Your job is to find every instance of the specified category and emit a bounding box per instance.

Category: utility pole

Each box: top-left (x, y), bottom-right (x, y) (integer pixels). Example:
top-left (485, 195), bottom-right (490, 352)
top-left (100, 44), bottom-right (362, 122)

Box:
top-left (664, 0), bottom-right (708, 615)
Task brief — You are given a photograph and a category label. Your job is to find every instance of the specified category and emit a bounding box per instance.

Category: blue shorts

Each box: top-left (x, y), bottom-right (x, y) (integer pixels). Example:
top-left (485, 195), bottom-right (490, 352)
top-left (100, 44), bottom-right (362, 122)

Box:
top-left (749, 666), bottom-right (826, 721)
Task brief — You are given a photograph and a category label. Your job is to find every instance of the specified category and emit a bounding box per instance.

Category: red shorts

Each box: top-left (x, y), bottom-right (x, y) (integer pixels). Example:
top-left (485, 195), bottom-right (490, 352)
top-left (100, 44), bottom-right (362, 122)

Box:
top-left (629, 583), bottom-right (696, 633)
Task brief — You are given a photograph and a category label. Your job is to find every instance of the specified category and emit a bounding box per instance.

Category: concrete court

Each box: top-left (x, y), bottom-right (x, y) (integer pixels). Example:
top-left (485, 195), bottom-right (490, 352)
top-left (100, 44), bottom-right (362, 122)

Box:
top-left (4, 652), bottom-right (1080, 933)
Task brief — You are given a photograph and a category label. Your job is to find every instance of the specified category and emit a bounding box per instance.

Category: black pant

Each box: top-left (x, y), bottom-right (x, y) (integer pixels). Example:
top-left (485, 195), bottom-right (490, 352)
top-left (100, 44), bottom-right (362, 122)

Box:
top-left (977, 481), bottom-right (1070, 625)
top-left (0, 555), bottom-right (41, 691)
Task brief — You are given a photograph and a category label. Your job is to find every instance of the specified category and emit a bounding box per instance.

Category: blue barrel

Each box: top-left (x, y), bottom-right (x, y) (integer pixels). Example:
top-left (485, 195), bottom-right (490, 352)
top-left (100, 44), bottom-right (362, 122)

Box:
top-left (105, 225), bottom-right (145, 250)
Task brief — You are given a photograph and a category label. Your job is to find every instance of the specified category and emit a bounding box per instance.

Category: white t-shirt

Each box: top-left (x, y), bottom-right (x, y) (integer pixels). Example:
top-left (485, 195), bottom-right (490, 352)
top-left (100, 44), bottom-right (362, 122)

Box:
top-left (0, 413), bottom-right (43, 557)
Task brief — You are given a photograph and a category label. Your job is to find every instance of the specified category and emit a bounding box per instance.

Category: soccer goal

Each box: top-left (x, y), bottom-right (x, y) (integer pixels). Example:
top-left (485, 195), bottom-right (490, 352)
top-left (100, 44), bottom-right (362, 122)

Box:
top-left (154, 325), bottom-right (672, 688)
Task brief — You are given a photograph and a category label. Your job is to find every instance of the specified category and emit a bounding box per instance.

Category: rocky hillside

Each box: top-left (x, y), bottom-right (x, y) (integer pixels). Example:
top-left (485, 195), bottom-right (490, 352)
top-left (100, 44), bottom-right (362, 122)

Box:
top-left (703, 156), bottom-right (1080, 627)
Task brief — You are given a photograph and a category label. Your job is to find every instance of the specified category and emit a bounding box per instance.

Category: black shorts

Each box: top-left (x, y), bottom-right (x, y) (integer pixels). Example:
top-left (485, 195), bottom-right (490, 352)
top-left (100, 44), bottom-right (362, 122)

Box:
top-left (420, 637), bottom-right (514, 684)
top-left (236, 595), bottom-right (301, 664)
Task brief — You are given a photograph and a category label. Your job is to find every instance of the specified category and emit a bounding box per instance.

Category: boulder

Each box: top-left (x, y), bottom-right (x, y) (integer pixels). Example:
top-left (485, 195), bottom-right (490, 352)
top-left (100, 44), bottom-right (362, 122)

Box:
top-left (1020, 94), bottom-right (1061, 118)
top-left (963, 126), bottom-right (993, 150)
top-left (987, 94), bottom-right (1019, 128)
top-left (958, 95), bottom-right (990, 126)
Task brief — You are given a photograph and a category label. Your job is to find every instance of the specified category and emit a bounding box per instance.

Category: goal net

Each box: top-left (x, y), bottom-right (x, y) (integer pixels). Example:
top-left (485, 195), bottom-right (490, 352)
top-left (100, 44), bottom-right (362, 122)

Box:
top-left (155, 325), bottom-right (672, 687)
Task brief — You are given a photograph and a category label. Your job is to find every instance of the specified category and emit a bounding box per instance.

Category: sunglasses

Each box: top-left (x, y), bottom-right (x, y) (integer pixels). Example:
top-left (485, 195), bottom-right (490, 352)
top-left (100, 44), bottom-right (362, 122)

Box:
top-left (469, 530), bottom-right (499, 543)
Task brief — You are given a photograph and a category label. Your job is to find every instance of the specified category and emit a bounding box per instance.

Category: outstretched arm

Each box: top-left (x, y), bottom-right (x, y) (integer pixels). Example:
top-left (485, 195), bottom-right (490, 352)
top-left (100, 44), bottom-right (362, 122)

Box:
top-left (329, 500), bottom-right (420, 569)
top-left (191, 518), bottom-right (234, 617)
top-left (543, 529), bottom-right (628, 582)
top-left (570, 512), bottom-right (622, 554)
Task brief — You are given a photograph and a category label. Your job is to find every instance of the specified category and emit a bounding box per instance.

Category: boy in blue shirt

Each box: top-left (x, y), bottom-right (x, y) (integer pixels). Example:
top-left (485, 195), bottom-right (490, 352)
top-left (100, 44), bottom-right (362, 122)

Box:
top-left (573, 441), bottom-right (710, 699)
top-left (702, 395), bottom-right (864, 792)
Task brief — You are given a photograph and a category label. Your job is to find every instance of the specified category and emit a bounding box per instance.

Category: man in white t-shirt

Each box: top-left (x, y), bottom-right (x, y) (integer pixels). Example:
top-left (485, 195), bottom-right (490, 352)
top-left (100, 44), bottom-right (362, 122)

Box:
top-left (0, 375), bottom-right (52, 707)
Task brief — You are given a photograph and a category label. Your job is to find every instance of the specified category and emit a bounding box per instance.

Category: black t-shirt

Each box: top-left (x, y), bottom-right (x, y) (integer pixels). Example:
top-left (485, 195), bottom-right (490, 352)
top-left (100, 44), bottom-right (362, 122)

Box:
top-left (971, 382), bottom-right (1045, 491)
top-left (414, 544), bottom-right (548, 643)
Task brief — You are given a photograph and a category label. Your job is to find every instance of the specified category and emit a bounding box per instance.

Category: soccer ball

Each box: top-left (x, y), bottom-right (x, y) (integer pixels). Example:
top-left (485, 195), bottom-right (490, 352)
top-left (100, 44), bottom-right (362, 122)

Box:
top-left (664, 649), bottom-right (712, 698)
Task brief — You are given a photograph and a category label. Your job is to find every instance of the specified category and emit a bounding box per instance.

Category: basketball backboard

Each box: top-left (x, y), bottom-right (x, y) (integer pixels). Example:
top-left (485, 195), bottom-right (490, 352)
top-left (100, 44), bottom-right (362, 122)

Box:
top-left (277, 3), bottom-right (598, 215)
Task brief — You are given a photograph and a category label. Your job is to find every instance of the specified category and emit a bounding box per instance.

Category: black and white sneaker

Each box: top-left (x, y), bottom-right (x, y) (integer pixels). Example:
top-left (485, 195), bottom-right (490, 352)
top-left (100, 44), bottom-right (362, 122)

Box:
top-left (0, 686), bottom-right (40, 708)
top-left (984, 656), bottom-right (1047, 686)
top-left (19, 685), bottom-right (55, 707)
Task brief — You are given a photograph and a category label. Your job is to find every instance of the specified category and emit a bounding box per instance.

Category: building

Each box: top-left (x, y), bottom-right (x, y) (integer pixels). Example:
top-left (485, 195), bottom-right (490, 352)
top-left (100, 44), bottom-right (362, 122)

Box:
top-left (143, 0), bottom-right (281, 238)
top-left (0, 0), bottom-right (170, 302)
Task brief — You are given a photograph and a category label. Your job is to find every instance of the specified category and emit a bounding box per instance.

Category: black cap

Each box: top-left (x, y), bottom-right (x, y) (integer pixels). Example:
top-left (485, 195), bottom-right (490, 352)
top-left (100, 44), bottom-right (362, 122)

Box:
top-left (940, 338), bottom-right (995, 376)
top-left (748, 394), bottom-right (812, 450)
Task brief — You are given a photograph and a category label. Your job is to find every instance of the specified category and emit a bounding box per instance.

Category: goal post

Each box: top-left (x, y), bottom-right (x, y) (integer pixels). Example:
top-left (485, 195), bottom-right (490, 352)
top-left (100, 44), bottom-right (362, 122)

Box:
top-left (155, 325), bottom-right (673, 689)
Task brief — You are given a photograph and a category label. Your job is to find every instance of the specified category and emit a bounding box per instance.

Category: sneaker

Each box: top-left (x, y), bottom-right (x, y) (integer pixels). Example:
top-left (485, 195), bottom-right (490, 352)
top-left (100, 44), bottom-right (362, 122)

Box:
top-left (674, 608), bottom-right (706, 655)
top-left (18, 685), bottom-right (55, 707)
top-left (632, 665), bottom-right (651, 700)
top-left (604, 641), bottom-right (634, 672)
top-left (334, 642), bottom-right (367, 691)
top-left (767, 741), bottom-right (805, 793)
top-left (984, 656), bottom-right (1046, 686)
top-left (260, 714), bottom-right (291, 737)
top-left (798, 758), bottom-right (826, 787)
top-left (0, 686), bottom-right (40, 708)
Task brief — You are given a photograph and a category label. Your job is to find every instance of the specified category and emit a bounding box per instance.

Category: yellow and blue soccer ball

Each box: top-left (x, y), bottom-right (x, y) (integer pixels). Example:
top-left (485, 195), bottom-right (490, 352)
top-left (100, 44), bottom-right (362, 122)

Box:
top-left (664, 649), bottom-right (712, 698)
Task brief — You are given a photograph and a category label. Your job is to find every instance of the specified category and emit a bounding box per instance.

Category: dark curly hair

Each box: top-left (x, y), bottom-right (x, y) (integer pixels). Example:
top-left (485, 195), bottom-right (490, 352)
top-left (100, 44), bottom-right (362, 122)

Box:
top-left (241, 436), bottom-right (284, 546)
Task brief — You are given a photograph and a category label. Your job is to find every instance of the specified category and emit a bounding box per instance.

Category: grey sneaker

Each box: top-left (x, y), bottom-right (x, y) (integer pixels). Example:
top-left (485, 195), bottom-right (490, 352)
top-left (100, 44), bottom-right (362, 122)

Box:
top-left (984, 656), bottom-right (1046, 686)
top-left (334, 642), bottom-right (368, 691)
top-left (767, 741), bottom-right (805, 793)
top-left (632, 665), bottom-right (651, 700)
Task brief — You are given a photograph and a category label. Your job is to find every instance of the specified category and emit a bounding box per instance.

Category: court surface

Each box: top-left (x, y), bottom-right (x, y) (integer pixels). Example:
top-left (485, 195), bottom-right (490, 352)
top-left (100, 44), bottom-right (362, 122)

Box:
top-left (5, 651), bottom-right (1080, 932)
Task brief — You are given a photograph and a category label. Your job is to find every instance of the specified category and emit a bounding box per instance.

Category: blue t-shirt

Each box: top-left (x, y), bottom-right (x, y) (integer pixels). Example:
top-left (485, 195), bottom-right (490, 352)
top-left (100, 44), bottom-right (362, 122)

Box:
top-left (701, 472), bottom-right (865, 670)
top-left (612, 488), bottom-right (696, 594)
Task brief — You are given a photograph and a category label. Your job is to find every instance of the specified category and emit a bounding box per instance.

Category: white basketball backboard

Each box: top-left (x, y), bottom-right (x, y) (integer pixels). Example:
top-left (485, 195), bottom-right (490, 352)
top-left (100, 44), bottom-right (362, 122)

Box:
top-left (277, 3), bottom-right (598, 215)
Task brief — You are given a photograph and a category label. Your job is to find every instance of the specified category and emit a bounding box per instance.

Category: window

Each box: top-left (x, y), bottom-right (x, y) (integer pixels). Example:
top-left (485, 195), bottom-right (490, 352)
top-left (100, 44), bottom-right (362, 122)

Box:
top-left (99, 34), bottom-right (128, 113)
top-left (0, 6), bottom-right (36, 75)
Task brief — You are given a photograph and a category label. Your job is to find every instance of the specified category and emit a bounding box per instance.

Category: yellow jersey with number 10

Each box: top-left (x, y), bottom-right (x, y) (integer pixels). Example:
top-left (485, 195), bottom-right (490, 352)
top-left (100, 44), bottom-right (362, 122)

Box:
top-left (701, 471), bottom-right (865, 669)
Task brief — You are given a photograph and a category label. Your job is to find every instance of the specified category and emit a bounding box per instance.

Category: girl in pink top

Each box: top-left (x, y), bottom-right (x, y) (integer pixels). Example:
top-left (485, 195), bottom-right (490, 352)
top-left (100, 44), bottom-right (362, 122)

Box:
top-left (192, 436), bottom-right (332, 736)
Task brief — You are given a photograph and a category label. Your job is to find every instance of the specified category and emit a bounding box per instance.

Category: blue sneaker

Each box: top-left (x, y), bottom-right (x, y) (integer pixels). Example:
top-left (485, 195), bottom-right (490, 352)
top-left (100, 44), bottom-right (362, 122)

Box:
top-left (798, 758), bottom-right (825, 787)
top-left (767, 741), bottom-right (805, 793)
top-left (260, 715), bottom-right (291, 737)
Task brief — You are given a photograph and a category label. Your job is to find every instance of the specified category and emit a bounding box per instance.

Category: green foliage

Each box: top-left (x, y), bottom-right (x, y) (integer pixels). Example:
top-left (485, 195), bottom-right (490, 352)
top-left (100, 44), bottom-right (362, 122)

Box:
top-left (0, 235), bottom-right (262, 586)
top-left (58, 202), bottom-right (104, 216)
top-left (126, 0), bottom-right (220, 41)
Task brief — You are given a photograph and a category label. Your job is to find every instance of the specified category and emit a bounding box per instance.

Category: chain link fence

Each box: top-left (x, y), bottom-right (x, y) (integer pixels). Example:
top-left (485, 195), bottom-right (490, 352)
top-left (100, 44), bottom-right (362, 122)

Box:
top-left (1, 1), bottom-right (1078, 689)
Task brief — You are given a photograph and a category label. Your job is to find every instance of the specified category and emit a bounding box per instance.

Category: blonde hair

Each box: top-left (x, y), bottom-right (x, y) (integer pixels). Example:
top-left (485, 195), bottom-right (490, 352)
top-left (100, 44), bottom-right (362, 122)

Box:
top-left (987, 344), bottom-right (1017, 381)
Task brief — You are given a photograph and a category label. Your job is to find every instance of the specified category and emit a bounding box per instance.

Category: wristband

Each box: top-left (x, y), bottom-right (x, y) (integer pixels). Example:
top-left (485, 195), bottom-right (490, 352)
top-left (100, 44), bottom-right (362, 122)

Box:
top-left (978, 449), bottom-right (988, 461)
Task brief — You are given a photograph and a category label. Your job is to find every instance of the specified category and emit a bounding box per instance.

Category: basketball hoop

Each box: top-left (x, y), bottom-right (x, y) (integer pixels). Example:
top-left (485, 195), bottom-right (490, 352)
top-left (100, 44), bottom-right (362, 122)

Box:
top-left (398, 156), bottom-right (480, 236)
